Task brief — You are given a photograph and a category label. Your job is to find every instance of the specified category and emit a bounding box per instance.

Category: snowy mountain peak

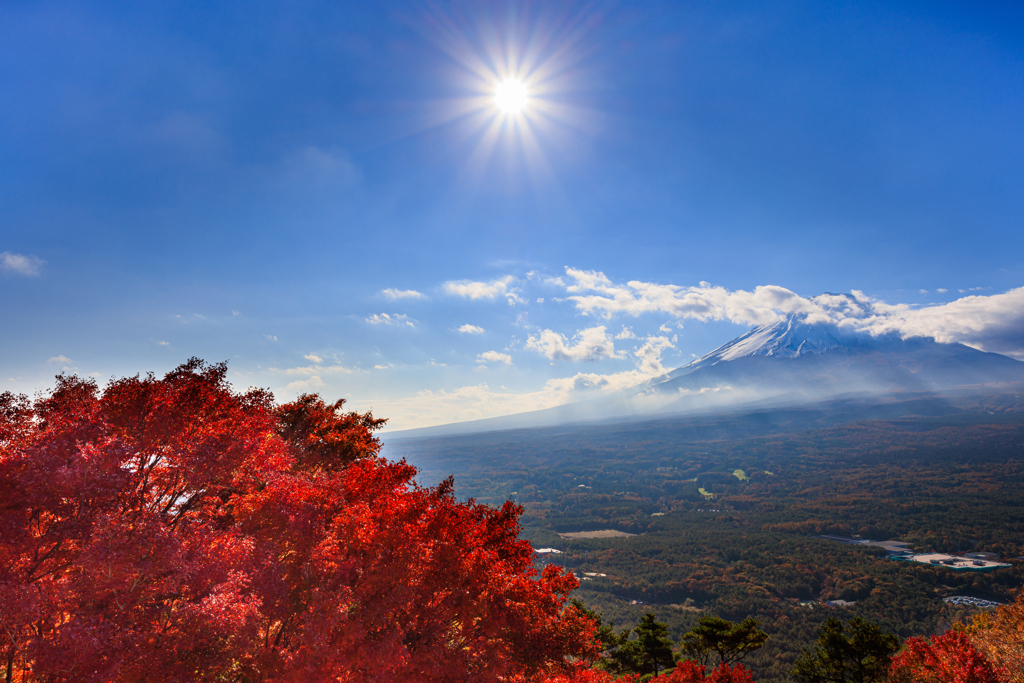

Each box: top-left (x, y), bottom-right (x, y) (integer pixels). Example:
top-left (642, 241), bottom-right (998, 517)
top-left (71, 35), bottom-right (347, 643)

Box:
top-left (659, 316), bottom-right (877, 383)
top-left (703, 318), bottom-right (850, 362)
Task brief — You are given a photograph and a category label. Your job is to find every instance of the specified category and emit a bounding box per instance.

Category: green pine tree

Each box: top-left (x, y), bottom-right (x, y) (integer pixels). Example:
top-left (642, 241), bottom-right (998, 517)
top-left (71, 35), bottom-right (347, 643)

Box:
top-left (610, 612), bottom-right (676, 677)
top-left (680, 615), bottom-right (769, 668)
top-left (791, 616), bottom-right (901, 683)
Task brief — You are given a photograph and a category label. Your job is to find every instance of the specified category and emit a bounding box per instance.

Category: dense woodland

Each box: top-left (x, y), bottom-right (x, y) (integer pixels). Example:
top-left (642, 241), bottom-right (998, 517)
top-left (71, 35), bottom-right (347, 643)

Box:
top-left (387, 398), bottom-right (1024, 682)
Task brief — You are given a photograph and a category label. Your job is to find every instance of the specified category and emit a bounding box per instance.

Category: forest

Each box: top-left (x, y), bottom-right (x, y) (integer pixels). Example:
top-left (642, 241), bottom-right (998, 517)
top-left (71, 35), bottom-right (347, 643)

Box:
top-left (386, 398), bottom-right (1024, 682)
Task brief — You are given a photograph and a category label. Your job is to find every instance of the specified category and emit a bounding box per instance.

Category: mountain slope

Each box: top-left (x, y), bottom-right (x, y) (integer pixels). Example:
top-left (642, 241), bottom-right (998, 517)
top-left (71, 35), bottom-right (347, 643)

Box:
top-left (641, 318), bottom-right (1024, 407)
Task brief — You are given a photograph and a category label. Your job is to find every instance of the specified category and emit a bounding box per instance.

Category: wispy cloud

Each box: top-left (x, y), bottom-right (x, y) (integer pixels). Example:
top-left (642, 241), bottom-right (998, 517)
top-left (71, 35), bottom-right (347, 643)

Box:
top-left (304, 353), bottom-right (323, 363)
top-left (382, 288), bottom-right (426, 300)
top-left (270, 363), bottom-right (356, 376)
top-left (282, 145), bottom-right (360, 192)
top-left (283, 376), bottom-right (327, 393)
top-left (47, 355), bottom-right (72, 364)
top-left (458, 324), bottom-right (485, 334)
top-left (1, 252), bottom-right (44, 276)
top-left (366, 313), bottom-right (415, 328)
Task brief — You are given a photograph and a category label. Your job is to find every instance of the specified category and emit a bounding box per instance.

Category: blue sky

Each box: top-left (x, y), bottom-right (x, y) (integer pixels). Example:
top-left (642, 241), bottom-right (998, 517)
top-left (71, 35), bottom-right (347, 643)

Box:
top-left (3, 0), bottom-right (1024, 429)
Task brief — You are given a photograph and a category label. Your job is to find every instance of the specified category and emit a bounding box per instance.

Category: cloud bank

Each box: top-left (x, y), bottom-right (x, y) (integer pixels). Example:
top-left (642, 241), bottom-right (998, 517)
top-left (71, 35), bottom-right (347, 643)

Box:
top-left (561, 268), bottom-right (1024, 359)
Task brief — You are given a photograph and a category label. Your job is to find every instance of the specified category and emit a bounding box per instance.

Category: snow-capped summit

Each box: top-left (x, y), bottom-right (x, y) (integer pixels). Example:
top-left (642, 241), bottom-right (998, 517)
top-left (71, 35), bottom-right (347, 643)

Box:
top-left (691, 317), bottom-right (850, 362)
top-left (650, 316), bottom-right (870, 386)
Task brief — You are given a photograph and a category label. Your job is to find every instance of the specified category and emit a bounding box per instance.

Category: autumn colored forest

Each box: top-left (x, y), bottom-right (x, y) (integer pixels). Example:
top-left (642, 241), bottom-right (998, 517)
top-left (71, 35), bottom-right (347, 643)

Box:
top-left (3, 360), bottom-right (1023, 682)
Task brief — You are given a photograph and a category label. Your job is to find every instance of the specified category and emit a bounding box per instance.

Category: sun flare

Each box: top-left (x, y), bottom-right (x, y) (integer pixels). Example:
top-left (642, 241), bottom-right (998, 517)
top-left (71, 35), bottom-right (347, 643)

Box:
top-left (494, 78), bottom-right (529, 114)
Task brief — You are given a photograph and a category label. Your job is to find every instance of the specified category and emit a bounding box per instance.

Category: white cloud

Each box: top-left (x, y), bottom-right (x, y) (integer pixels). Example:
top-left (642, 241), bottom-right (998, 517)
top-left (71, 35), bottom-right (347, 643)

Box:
top-left (304, 354), bottom-right (323, 363)
top-left (937, 288), bottom-right (948, 294)
top-left (264, 334), bottom-right (279, 341)
top-left (47, 355), bottom-right (72, 364)
top-left (477, 350), bottom-right (512, 365)
top-left (526, 326), bottom-right (623, 362)
top-left (158, 341), bottom-right (170, 346)
top-left (366, 313), bottom-right (415, 328)
top-left (445, 275), bottom-right (513, 299)
top-left (1, 252), bottom-right (44, 276)
top-left (444, 275), bottom-right (524, 305)
top-left (615, 326), bottom-right (637, 340)
top-left (563, 267), bottom-right (824, 326)
top-left (633, 335), bottom-right (676, 375)
top-left (458, 324), bottom-right (485, 334)
top-left (382, 288), bottom-right (426, 300)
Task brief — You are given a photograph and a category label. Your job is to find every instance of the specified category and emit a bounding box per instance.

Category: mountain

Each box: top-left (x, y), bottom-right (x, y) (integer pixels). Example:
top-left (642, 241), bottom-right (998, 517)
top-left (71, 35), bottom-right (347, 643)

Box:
top-left (637, 317), bottom-right (1024, 410)
top-left (383, 314), bottom-right (1024, 440)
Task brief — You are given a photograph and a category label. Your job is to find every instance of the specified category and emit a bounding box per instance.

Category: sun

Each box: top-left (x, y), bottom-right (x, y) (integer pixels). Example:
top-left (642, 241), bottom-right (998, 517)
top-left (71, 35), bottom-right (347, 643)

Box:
top-left (494, 78), bottom-right (529, 115)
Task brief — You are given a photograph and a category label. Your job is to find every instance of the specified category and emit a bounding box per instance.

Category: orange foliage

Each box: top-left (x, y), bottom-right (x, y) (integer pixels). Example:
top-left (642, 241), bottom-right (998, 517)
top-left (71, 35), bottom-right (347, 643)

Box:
top-left (967, 591), bottom-right (1024, 683)
top-left (889, 630), bottom-right (1008, 683)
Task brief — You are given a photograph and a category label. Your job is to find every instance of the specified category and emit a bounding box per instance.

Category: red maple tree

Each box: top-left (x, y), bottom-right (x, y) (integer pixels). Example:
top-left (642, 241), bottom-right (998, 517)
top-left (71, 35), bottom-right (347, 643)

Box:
top-left (0, 360), bottom-right (598, 682)
top-left (661, 660), bottom-right (756, 683)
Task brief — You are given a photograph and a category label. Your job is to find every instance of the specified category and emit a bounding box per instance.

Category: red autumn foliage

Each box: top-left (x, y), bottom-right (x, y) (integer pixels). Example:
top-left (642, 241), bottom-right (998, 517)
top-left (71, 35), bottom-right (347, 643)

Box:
top-left (0, 359), bottom-right (598, 682)
top-left (888, 630), bottom-right (1009, 683)
top-left (661, 660), bottom-right (756, 683)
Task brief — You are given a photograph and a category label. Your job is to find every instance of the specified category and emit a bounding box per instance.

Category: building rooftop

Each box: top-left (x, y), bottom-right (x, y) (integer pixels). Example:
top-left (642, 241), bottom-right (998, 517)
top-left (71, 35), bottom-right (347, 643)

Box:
top-left (897, 553), bottom-right (1010, 571)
